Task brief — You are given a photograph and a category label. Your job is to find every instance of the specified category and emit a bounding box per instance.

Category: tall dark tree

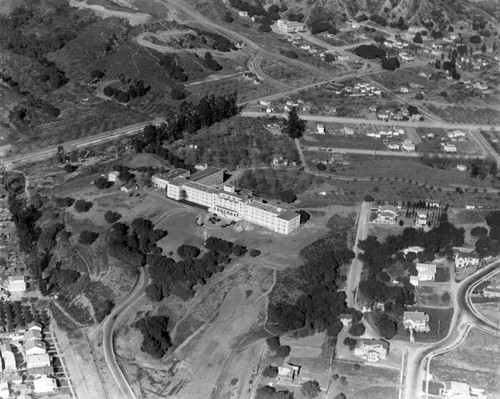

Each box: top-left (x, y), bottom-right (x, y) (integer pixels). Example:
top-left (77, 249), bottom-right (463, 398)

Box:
top-left (284, 107), bottom-right (306, 139)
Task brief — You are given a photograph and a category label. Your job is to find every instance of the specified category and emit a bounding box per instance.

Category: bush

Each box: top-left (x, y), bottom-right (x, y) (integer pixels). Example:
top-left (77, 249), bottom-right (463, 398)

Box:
top-left (79, 231), bottom-right (99, 244)
top-left (104, 211), bottom-right (122, 223)
top-left (250, 249), bottom-right (261, 257)
top-left (145, 283), bottom-right (164, 302)
top-left (441, 292), bottom-right (451, 304)
top-left (95, 176), bottom-right (112, 189)
top-left (343, 337), bottom-right (357, 350)
top-left (54, 197), bottom-right (75, 207)
top-left (471, 226), bottom-right (488, 237)
top-left (284, 50), bottom-right (298, 59)
top-left (278, 190), bottom-right (296, 203)
top-left (276, 345), bottom-right (291, 357)
top-left (355, 44), bottom-right (386, 59)
top-left (224, 11), bottom-right (234, 23)
top-left (470, 35), bottom-right (481, 44)
top-left (262, 365), bottom-right (278, 378)
top-left (63, 164), bottom-right (77, 173)
top-left (259, 23), bottom-right (272, 32)
top-left (204, 52), bottom-right (222, 71)
top-left (348, 322), bottom-right (365, 336)
top-left (74, 199), bottom-right (93, 212)
top-left (103, 86), bottom-right (115, 97)
top-left (171, 88), bottom-right (186, 100)
top-left (177, 244), bottom-right (200, 259)
top-left (317, 163), bottom-right (326, 171)
top-left (266, 336), bottom-right (281, 351)
top-left (301, 380), bottom-right (321, 398)
top-left (413, 33), bottom-right (423, 43)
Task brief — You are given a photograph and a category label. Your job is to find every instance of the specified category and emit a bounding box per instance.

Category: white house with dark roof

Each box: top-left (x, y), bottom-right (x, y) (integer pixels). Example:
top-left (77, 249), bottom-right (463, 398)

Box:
top-left (403, 311), bottom-right (430, 332)
top-left (373, 205), bottom-right (398, 224)
top-left (25, 340), bottom-right (47, 356)
top-left (455, 250), bottom-right (480, 269)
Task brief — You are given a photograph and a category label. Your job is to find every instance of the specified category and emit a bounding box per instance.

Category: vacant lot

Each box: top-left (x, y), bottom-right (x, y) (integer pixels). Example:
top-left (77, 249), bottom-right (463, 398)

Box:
top-left (430, 327), bottom-right (500, 396)
top-left (415, 285), bottom-right (453, 307)
top-left (302, 134), bottom-right (386, 151)
top-left (427, 104), bottom-right (500, 124)
top-left (260, 59), bottom-right (322, 87)
top-left (330, 360), bottom-right (400, 399)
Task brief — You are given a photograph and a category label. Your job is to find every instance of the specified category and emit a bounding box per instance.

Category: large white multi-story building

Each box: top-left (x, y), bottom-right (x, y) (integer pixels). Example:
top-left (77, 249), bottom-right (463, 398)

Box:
top-left (276, 19), bottom-right (305, 33)
top-left (156, 168), bottom-right (300, 234)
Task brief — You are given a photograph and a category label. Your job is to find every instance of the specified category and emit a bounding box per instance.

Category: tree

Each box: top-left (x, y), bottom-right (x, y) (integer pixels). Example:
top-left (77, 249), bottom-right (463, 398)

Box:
top-left (266, 336), bottom-right (281, 351)
top-left (278, 190), bottom-right (296, 203)
top-left (317, 163), bottom-right (326, 171)
top-left (348, 322), bottom-right (365, 336)
top-left (377, 314), bottom-right (397, 339)
top-left (441, 292), bottom-right (451, 304)
top-left (104, 210), bottom-right (122, 223)
top-left (90, 69), bottom-right (105, 80)
top-left (145, 283), bottom-right (164, 302)
top-left (56, 145), bottom-right (65, 163)
top-left (301, 380), bottom-right (321, 398)
top-left (334, 394), bottom-right (346, 399)
top-left (284, 107), bottom-right (306, 139)
top-left (470, 35), bottom-right (481, 44)
top-left (471, 226), bottom-right (488, 237)
top-left (74, 199), bottom-right (93, 212)
top-left (381, 57), bottom-right (400, 71)
top-left (262, 365), bottom-right (279, 378)
top-left (103, 86), bottom-right (115, 97)
top-left (250, 249), bottom-right (261, 257)
top-left (135, 316), bottom-right (172, 358)
top-left (224, 11), bottom-right (234, 23)
top-left (79, 231), bottom-right (99, 244)
top-left (95, 176), bottom-right (112, 189)
top-left (343, 337), bottom-right (357, 350)
top-left (171, 88), bottom-right (186, 100)
top-left (276, 345), bottom-right (291, 357)
top-left (413, 33), bottom-right (423, 43)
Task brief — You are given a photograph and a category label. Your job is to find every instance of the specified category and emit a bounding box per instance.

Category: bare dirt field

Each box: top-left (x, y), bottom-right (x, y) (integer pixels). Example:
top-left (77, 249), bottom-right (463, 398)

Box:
top-left (430, 327), bottom-right (500, 396)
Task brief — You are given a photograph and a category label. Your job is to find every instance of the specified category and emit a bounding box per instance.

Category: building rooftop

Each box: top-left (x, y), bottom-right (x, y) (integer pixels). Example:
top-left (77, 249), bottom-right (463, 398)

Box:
top-left (358, 339), bottom-right (389, 349)
top-left (189, 167), bottom-right (223, 183)
top-left (339, 313), bottom-right (353, 320)
top-left (456, 250), bottom-right (480, 259)
top-left (246, 200), bottom-right (281, 215)
top-left (403, 311), bottom-right (428, 323)
top-left (445, 381), bottom-right (470, 393)
top-left (153, 168), bottom-right (190, 181)
top-left (7, 276), bottom-right (24, 282)
top-left (277, 211), bottom-right (300, 221)
top-left (184, 181), bottom-right (220, 195)
top-left (416, 263), bottom-right (437, 273)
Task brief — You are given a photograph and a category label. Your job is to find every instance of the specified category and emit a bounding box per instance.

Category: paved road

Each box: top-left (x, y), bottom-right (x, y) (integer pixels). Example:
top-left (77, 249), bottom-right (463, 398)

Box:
top-left (404, 259), bottom-right (500, 399)
top-left (102, 269), bottom-right (149, 399)
top-left (0, 119), bottom-right (162, 170)
top-left (346, 201), bottom-right (371, 309)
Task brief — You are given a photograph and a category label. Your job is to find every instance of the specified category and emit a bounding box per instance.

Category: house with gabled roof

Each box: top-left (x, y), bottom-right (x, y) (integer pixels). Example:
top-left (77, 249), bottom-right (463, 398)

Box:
top-left (403, 311), bottom-right (430, 332)
top-left (455, 250), bottom-right (480, 269)
top-left (416, 263), bottom-right (437, 281)
top-left (0, 343), bottom-right (16, 370)
top-left (354, 339), bottom-right (389, 362)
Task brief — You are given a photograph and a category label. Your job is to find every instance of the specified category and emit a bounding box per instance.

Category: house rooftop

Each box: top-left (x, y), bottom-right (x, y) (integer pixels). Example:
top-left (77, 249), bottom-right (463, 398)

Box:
top-left (416, 263), bottom-right (437, 273)
top-left (339, 314), bottom-right (353, 320)
top-left (247, 201), bottom-right (281, 215)
top-left (358, 339), bottom-right (389, 349)
top-left (7, 276), bottom-right (24, 282)
top-left (403, 311), bottom-right (428, 323)
top-left (189, 167), bottom-right (222, 183)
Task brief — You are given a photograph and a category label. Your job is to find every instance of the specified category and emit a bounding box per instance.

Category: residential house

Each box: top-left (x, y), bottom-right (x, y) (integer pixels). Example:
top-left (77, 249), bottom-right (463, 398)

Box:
top-left (107, 171), bottom-right (119, 182)
top-left (400, 87), bottom-right (410, 93)
top-left (401, 139), bottom-right (416, 152)
top-left (0, 343), bottom-right (16, 370)
top-left (439, 381), bottom-right (472, 399)
top-left (25, 340), bottom-right (47, 356)
top-left (443, 143), bottom-right (457, 153)
top-left (344, 126), bottom-right (354, 135)
top-left (27, 321), bottom-right (43, 332)
top-left (416, 263), bottom-right (437, 281)
top-left (416, 212), bottom-right (428, 227)
top-left (339, 314), bottom-right (353, 327)
top-left (259, 100), bottom-right (271, 107)
top-left (377, 110), bottom-right (391, 120)
top-left (24, 329), bottom-right (42, 342)
top-left (238, 10), bottom-right (248, 17)
top-left (33, 376), bottom-right (58, 394)
top-left (374, 205), bottom-right (398, 224)
top-left (410, 275), bottom-right (419, 287)
top-left (316, 124), bottom-right (325, 134)
top-left (120, 183), bottom-right (136, 193)
top-left (403, 246), bottom-right (424, 256)
top-left (0, 382), bottom-right (8, 399)
top-left (276, 365), bottom-right (299, 384)
top-left (483, 283), bottom-right (500, 298)
top-left (388, 143), bottom-right (400, 150)
top-left (456, 164), bottom-right (467, 172)
top-left (403, 311), bottom-right (430, 332)
top-left (354, 339), bottom-right (389, 362)
top-left (7, 276), bottom-right (26, 292)
top-left (448, 130), bottom-right (466, 139)
top-left (368, 105), bottom-right (377, 112)
top-left (26, 353), bottom-right (51, 369)
top-left (455, 250), bottom-right (480, 269)
top-left (276, 19), bottom-right (305, 33)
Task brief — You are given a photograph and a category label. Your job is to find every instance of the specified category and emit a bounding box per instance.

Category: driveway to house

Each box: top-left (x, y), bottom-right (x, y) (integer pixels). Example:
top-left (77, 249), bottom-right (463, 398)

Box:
top-left (346, 201), bottom-right (371, 309)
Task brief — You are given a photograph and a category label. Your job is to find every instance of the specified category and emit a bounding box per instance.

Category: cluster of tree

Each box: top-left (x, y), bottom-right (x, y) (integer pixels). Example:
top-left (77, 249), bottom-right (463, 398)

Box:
top-left (0, 300), bottom-right (42, 332)
top-left (283, 107), bottom-right (306, 139)
top-left (310, 21), bottom-right (335, 35)
top-left (95, 176), bottom-right (113, 189)
top-left (79, 231), bottom-right (99, 244)
top-left (38, 223), bottom-right (64, 252)
top-left (135, 315), bottom-right (172, 358)
top-left (255, 386), bottom-right (293, 399)
top-left (301, 380), bottom-right (321, 398)
top-left (113, 164), bottom-right (136, 183)
top-left (0, 4), bottom-right (96, 89)
top-left (413, 33), bottom-right (423, 44)
top-left (389, 17), bottom-right (408, 30)
top-left (53, 196), bottom-right (75, 208)
top-left (130, 93), bottom-right (240, 155)
top-left (146, 238), bottom-right (245, 299)
top-left (354, 45), bottom-right (386, 60)
top-left (229, 0), bottom-right (266, 17)
top-left (266, 336), bottom-right (291, 358)
top-left (46, 265), bottom-right (81, 292)
top-left (196, 30), bottom-right (234, 52)
top-left (369, 14), bottom-right (387, 27)
top-left (358, 222), bottom-right (464, 279)
top-left (359, 279), bottom-right (415, 314)
top-left (381, 57), bottom-right (400, 71)
top-left (268, 248), bottom-right (358, 336)
top-left (108, 218), bottom-right (167, 270)
top-left (287, 12), bottom-right (304, 22)
top-left (159, 54), bottom-right (188, 82)
top-left (74, 199), bottom-right (93, 213)
top-left (475, 211), bottom-right (500, 257)
top-left (176, 116), bottom-right (299, 169)
top-left (9, 97), bottom-right (61, 129)
top-left (103, 80), bottom-right (150, 103)
top-left (171, 87), bottom-right (186, 100)
top-left (203, 52), bottom-right (222, 71)
top-left (435, 59), bottom-right (460, 80)
top-left (420, 155), bottom-right (497, 179)
top-left (283, 50), bottom-right (298, 59)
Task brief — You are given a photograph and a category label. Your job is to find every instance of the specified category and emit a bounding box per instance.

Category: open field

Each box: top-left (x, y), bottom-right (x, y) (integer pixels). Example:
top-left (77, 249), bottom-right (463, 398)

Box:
top-left (296, 178), bottom-right (500, 208)
top-left (330, 360), bottom-right (400, 399)
top-left (326, 154), bottom-right (498, 190)
top-left (481, 129), bottom-right (500, 156)
top-left (259, 59), bottom-right (323, 87)
top-left (303, 134), bottom-right (386, 151)
top-left (414, 285), bottom-right (453, 307)
top-left (427, 104), bottom-right (500, 124)
top-left (430, 327), bottom-right (500, 396)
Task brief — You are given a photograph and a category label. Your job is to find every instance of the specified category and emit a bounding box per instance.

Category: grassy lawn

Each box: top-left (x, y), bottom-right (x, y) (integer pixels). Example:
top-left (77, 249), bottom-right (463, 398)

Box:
top-left (430, 327), bottom-right (500, 396)
top-left (330, 361), bottom-right (400, 399)
top-left (434, 266), bottom-right (451, 282)
top-left (415, 286), bottom-right (452, 307)
top-left (302, 134), bottom-right (386, 150)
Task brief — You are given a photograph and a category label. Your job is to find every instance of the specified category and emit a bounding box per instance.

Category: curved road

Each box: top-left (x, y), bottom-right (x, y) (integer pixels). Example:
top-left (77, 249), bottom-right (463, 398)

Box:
top-left (404, 259), bottom-right (500, 399)
top-left (102, 268), bottom-right (149, 399)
